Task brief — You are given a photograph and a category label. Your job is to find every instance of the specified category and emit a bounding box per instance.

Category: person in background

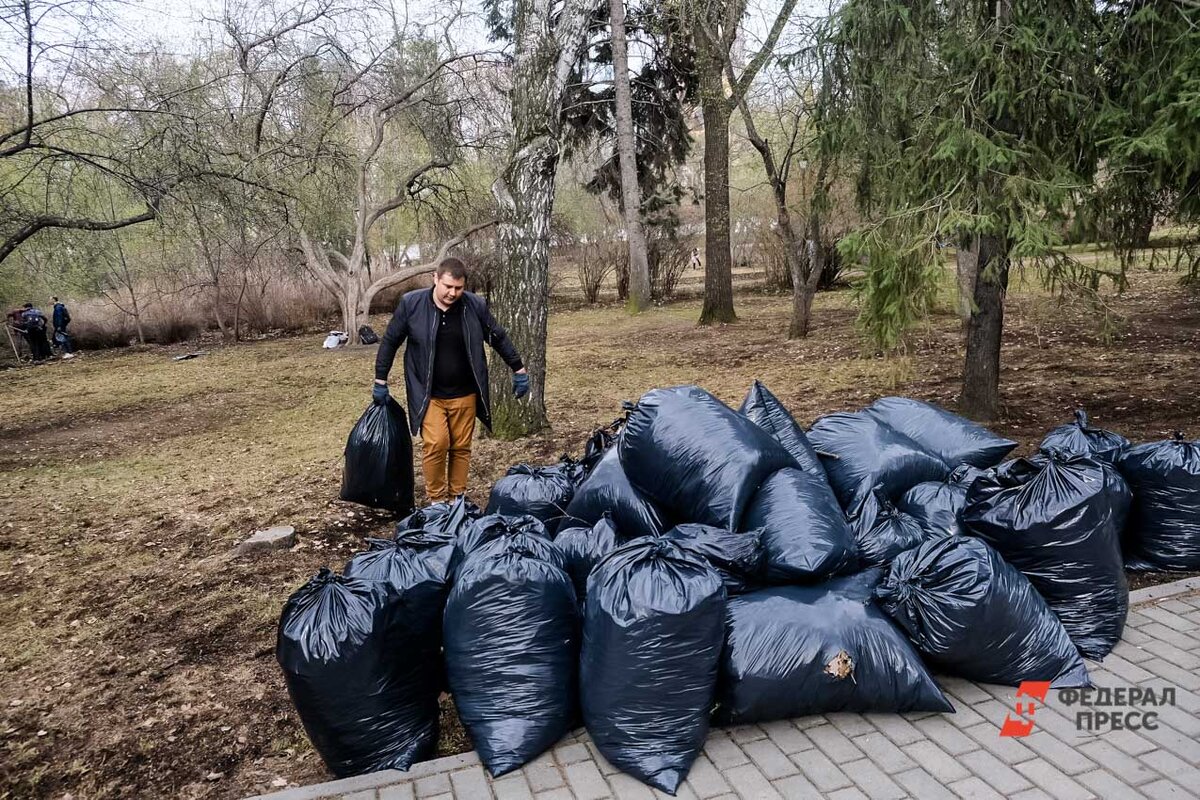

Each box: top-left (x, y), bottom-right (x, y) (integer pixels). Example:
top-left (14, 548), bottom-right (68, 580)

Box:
top-left (51, 296), bottom-right (74, 356)
top-left (372, 257), bottom-right (529, 503)
top-left (20, 303), bottom-right (53, 362)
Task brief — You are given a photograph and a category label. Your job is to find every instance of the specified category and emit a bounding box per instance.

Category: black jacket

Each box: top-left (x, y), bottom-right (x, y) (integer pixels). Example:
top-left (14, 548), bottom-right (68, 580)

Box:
top-left (375, 289), bottom-right (524, 434)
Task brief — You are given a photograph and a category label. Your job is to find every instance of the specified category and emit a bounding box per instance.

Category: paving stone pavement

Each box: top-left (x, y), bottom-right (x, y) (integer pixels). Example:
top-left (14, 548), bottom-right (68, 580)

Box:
top-left (249, 577), bottom-right (1200, 800)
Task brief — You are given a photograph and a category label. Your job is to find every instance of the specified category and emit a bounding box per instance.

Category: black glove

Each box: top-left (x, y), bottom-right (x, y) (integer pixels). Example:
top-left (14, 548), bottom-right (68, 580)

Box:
top-left (372, 382), bottom-right (390, 404)
top-left (513, 372), bottom-right (530, 399)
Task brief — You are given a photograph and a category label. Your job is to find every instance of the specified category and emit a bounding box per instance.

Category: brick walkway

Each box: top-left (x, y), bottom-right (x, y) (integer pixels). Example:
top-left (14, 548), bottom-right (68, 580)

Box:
top-left (250, 577), bottom-right (1200, 800)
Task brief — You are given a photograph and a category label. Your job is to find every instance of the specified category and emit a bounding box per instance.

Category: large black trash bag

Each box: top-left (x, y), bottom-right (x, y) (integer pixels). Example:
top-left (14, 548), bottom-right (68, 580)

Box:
top-left (715, 570), bottom-right (953, 725)
top-left (1040, 409), bottom-right (1130, 465)
top-left (277, 569), bottom-right (438, 776)
top-left (340, 397), bottom-right (415, 513)
top-left (447, 513), bottom-right (548, 582)
top-left (443, 530), bottom-right (579, 776)
top-left (867, 396), bottom-right (1017, 468)
top-left (739, 468), bottom-right (858, 583)
top-left (846, 484), bottom-right (931, 567)
top-left (485, 462), bottom-right (577, 534)
top-left (876, 536), bottom-right (1090, 688)
top-left (581, 538), bottom-right (726, 795)
top-left (738, 380), bottom-right (824, 476)
top-left (1118, 434), bottom-right (1200, 571)
top-left (396, 495), bottom-right (482, 538)
top-left (897, 465), bottom-right (985, 539)
top-left (664, 524), bottom-right (766, 595)
top-left (962, 449), bottom-right (1131, 659)
top-left (620, 385), bottom-right (795, 529)
top-left (564, 445), bottom-right (668, 539)
top-left (807, 411), bottom-right (949, 507)
top-left (554, 513), bottom-right (622, 602)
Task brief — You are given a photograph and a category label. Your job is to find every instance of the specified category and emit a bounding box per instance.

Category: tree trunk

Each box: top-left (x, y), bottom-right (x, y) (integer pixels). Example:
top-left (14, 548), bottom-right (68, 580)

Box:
top-left (960, 234), bottom-right (1009, 421)
top-left (232, 273), bottom-right (248, 342)
top-left (695, 23), bottom-right (736, 326)
top-left (789, 221), bottom-right (825, 339)
top-left (487, 0), bottom-right (596, 438)
top-left (955, 236), bottom-right (979, 335)
top-left (490, 140), bottom-right (554, 438)
top-left (609, 0), bottom-right (651, 313)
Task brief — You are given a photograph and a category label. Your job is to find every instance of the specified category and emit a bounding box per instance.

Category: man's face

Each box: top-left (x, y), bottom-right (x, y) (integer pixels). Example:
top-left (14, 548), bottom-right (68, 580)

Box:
top-left (433, 271), bottom-right (466, 307)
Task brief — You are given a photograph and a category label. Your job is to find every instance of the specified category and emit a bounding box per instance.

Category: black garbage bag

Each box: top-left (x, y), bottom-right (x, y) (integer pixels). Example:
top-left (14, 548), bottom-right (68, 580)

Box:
top-left (344, 529), bottom-right (455, 589)
top-left (582, 409), bottom-right (632, 475)
top-left (358, 325), bottom-right (379, 345)
top-left (1117, 434), bottom-right (1200, 571)
top-left (807, 411), bottom-right (949, 507)
top-left (564, 446), bottom-right (668, 539)
top-left (485, 463), bottom-right (577, 535)
top-left (962, 449), bottom-right (1131, 659)
top-left (620, 385), bottom-right (795, 529)
top-left (738, 380), bottom-right (824, 477)
top-left (896, 465), bottom-right (985, 539)
top-left (664, 524), bottom-right (766, 595)
top-left (447, 513), bottom-right (548, 582)
top-left (277, 569), bottom-right (438, 776)
top-left (715, 570), bottom-right (953, 725)
top-left (443, 530), bottom-right (579, 776)
top-left (739, 468), bottom-right (858, 583)
top-left (846, 484), bottom-right (931, 567)
top-left (876, 536), bottom-right (1090, 687)
top-left (1040, 409), bottom-right (1130, 465)
top-left (554, 513), bottom-right (622, 602)
top-left (396, 496), bottom-right (482, 538)
top-left (581, 538), bottom-right (725, 795)
top-left (867, 396), bottom-right (1017, 468)
top-left (340, 398), bottom-right (415, 513)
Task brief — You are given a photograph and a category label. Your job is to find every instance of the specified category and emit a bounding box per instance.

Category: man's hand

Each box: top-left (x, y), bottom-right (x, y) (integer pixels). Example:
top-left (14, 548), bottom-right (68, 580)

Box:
top-left (513, 370), bottom-right (530, 399)
top-left (372, 381), bottom-right (390, 404)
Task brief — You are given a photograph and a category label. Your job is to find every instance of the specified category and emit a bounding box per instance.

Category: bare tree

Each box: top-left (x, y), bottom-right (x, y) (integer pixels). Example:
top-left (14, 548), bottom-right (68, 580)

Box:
top-left (219, 2), bottom-right (503, 341)
top-left (728, 28), bottom-right (834, 338)
top-left (688, 0), bottom-right (801, 325)
top-left (0, 0), bottom-right (265, 266)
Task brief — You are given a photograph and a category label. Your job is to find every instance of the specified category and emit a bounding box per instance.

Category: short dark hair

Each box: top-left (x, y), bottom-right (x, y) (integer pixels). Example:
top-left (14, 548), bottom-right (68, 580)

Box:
top-left (51, 296), bottom-right (58, 302)
top-left (436, 256), bottom-right (468, 281)
top-left (22, 302), bottom-right (32, 308)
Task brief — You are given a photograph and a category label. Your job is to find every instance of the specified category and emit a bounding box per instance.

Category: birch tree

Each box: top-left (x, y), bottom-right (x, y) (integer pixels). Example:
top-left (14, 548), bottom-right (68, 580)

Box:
top-left (487, 0), bottom-right (603, 438)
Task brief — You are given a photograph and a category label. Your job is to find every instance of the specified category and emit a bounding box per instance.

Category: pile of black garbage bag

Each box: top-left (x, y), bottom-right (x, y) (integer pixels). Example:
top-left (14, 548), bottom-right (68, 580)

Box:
top-left (282, 385), bottom-right (1198, 794)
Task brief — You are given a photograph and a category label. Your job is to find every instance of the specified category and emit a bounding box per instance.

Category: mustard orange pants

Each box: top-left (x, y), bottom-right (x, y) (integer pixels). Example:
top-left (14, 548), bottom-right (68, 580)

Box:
top-left (420, 394), bottom-right (476, 502)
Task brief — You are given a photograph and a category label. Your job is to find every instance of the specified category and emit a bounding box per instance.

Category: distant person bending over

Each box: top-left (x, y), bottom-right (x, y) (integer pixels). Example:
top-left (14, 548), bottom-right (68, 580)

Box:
top-left (51, 296), bottom-right (74, 356)
top-left (372, 257), bottom-right (529, 503)
top-left (20, 303), bottom-right (53, 362)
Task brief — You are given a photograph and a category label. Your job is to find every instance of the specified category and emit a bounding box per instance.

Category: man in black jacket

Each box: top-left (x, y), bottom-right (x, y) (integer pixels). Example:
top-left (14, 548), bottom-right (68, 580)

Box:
top-left (372, 257), bottom-right (529, 502)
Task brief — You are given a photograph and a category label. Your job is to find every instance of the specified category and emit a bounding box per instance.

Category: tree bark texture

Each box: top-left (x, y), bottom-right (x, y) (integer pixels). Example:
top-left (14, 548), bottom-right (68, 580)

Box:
top-left (695, 33), bottom-right (736, 325)
top-left (488, 0), bottom-right (597, 438)
top-left (609, 0), bottom-right (652, 313)
top-left (955, 236), bottom-right (979, 334)
top-left (960, 233), bottom-right (1009, 421)
top-left (789, 218), bottom-right (825, 339)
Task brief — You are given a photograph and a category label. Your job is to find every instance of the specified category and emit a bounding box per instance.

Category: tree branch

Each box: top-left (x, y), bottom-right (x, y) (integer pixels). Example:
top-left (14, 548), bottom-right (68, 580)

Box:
top-left (362, 219), bottom-right (496, 301)
top-left (0, 208), bottom-right (157, 266)
top-left (729, 0), bottom-right (801, 107)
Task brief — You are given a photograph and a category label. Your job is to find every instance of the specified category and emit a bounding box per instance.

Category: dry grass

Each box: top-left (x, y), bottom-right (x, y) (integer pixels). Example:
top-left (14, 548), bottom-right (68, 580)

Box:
top-left (1, 262), bottom-right (1199, 798)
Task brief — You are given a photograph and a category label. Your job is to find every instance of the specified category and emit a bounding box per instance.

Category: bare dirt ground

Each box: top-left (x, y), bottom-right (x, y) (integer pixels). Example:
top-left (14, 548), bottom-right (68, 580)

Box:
top-left (1, 260), bottom-right (1198, 799)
